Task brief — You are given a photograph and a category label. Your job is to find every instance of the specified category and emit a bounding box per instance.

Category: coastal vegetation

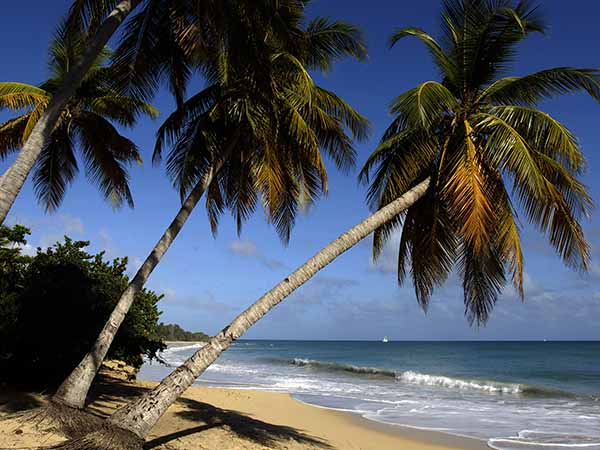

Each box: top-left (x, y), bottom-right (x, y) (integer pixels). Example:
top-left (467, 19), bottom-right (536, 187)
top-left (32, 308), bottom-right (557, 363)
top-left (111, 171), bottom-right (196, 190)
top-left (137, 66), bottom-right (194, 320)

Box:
top-left (0, 225), bottom-right (164, 387)
top-left (0, 1), bottom-right (597, 450)
top-left (154, 323), bottom-right (210, 342)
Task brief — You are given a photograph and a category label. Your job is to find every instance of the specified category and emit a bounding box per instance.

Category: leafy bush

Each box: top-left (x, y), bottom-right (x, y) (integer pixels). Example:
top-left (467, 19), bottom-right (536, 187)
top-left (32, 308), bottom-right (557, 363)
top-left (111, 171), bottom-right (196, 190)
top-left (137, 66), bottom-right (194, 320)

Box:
top-left (0, 225), bottom-right (165, 387)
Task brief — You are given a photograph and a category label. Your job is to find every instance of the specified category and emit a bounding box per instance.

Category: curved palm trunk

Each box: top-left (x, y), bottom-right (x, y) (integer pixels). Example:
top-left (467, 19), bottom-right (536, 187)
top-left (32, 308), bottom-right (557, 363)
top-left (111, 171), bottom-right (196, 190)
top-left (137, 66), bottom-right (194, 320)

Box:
top-left (53, 168), bottom-right (217, 409)
top-left (107, 178), bottom-right (430, 438)
top-left (0, 1), bottom-right (135, 225)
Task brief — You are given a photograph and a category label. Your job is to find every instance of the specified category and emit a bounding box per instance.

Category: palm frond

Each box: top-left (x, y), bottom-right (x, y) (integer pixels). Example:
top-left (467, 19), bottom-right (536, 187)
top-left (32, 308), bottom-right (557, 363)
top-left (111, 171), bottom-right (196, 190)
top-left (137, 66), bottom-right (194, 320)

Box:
top-left (164, 113), bottom-right (217, 199)
top-left (0, 115), bottom-right (30, 159)
top-left (32, 124), bottom-right (78, 211)
top-left (488, 105), bottom-right (585, 172)
top-left (23, 102), bottom-right (51, 143)
top-left (390, 81), bottom-right (458, 129)
top-left (74, 112), bottom-right (140, 208)
top-left (111, 0), bottom-right (194, 103)
top-left (472, 112), bottom-right (547, 197)
top-left (154, 84), bottom-right (220, 163)
top-left (65, 0), bottom-right (122, 35)
top-left (302, 17), bottom-right (367, 71)
top-left (0, 83), bottom-right (48, 111)
top-left (371, 0), bottom-right (592, 328)
top-left (49, 19), bottom-right (111, 79)
top-left (360, 128), bottom-right (437, 213)
top-left (442, 121), bottom-right (496, 253)
top-left (86, 95), bottom-right (158, 127)
top-left (459, 242), bottom-right (506, 326)
top-left (403, 190), bottom-right (459, 308)
top-left (389, 28), bottom-right (457, 85)
top-left (479, 68), bottom-right (600, 105)
top-left (312, 87), bottom-right (370, 142)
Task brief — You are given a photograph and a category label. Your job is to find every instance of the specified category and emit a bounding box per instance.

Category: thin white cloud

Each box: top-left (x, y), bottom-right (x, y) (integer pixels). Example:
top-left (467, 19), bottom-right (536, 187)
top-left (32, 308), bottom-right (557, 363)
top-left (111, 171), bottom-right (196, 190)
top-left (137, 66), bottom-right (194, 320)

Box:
top-left (368, 230), bottom-right (401, 274)
top-left (229, 239), bottom-right (257, 256)
top-left (60, 214), bottom-right (84, 235)
top-left (228, 239), bottom-right (285, 270)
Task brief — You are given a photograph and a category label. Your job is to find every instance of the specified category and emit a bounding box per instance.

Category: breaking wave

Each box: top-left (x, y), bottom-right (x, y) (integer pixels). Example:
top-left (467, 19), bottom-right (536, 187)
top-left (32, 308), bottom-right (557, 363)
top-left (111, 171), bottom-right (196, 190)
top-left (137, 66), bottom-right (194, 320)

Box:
top-left (277, 358), bottom-right (575, 397)
top-left (289, 358), bottom-right (397, 378)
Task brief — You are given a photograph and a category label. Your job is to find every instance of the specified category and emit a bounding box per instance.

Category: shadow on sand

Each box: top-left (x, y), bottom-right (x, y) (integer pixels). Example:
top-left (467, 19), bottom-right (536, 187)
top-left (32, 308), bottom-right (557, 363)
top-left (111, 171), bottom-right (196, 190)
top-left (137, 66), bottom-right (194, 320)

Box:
top-left (144, 397), bottom-right (332, 449)
top-left (69, 376), bottom-right (331, 449)
top-left (0, 385), bottom-right (45, 414)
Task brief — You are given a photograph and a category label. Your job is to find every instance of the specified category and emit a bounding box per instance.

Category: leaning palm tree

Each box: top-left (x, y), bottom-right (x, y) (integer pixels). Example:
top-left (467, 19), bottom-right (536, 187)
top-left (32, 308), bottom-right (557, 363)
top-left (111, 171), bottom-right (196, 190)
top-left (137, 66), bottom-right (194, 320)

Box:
top-left (0, 22), bottom-right (157, 212)
top-left (0, 0), bottom-right (205, 223)
top-left (50, 1), bottom-right (599, 448)
top-left (50, 0), bottom-right (368, 417)
top-left (0, 1), bottom-right (135, 223)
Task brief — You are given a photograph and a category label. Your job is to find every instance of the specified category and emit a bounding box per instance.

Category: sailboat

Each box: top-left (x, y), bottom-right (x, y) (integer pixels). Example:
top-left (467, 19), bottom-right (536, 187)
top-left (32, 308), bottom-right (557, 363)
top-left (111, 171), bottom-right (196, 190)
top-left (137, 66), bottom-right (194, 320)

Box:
top-left (382, 336), bottom-right (389, 343)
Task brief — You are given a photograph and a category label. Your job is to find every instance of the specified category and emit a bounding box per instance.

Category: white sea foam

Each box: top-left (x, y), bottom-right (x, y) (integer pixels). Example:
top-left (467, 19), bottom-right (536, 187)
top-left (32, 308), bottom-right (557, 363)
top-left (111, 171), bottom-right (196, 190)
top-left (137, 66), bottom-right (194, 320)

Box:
top-left (488, 430), bottom-right (600, 450)
top-left (398, 371), bottom-right (523, 394)
top-left (163, 343), bottom-right (205, 353)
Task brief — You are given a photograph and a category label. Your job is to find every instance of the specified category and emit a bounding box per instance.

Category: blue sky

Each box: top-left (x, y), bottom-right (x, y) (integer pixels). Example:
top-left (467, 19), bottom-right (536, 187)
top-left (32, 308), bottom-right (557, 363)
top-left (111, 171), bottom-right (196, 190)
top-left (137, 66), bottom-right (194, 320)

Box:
top-left (2, 1), bottom-right (600, 340)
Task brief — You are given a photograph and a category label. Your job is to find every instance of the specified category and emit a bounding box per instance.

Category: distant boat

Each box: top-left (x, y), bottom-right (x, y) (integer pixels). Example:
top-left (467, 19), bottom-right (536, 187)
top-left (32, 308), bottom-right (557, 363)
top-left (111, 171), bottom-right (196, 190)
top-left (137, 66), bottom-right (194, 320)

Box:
top-left (382, 336), bottom-right (389, 343)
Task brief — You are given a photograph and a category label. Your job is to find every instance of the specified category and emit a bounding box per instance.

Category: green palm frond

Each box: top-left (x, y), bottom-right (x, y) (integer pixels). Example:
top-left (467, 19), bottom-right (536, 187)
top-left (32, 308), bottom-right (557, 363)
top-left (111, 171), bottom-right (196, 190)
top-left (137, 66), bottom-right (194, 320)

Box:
top-left (154, 84), bottom-right (221, 163)
top-left (389, 28), bottom-right (457, 85)
top-left (390, 81), bottom-right (458, 129)
top-left (302, 17), bottom-right (367, 71)
top-left (65, 0), bottom-right (121, 35)
top-left (49, 19), bottom-right (111, 79)
top-left (530, 150), bottom-right (592, 221)
top-left (0, 115), bottom-right (30, 159)
top-left (402, 190), bottom-right (459, 308)
top-left (473, 112), bottom-right (547, 196)
top-left (313, 87), bottom-right (370, 141)
top-left (360, 128), bottom-right (437, 212)
top-left (74, 112), bottom-right (140, 209)
top-left (459, 243), bottom-right (506, 326)
top-left (488, 105), bottom-right (585, 172)
top-left (479, 68), bottom-right (600, 105)
top-left (111, 0), bottom-right (197, 104)
top-left (32, 124), bottom-right (78, 212)
top-left (494, 191), bottom-right (524, 298)
top-left (153, 0), bottom-right (368, 243)
top-left (165, 113), bottom-right (218, 199)
top-left (0, 83), bottom-right (48, 111)
top-left (86, 95), bottom-right (158, 127)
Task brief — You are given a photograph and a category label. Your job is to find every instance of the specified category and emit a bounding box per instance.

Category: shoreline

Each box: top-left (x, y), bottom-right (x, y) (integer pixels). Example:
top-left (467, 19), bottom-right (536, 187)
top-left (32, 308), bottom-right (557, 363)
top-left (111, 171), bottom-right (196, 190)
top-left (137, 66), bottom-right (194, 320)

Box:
top-left (289, 393), bottom-right (488, 450)
top-left (0, 375), bottom-right (488, 450)
top-left (136, 379), bottom-right (488, 450)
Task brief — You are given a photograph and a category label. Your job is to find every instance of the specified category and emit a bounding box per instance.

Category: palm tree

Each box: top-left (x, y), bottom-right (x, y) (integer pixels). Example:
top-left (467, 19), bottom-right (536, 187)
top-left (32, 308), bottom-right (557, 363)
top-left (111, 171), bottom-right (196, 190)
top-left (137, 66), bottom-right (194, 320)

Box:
top-left (51, 2), bottom-right (599, 448)
top-left (0, 0), bottom-right (136, 223)
top-left (50, 0), bottom-right (368, 413)
top-left (0, 0), bottom-right (206, 223)
top-left (0, 23), bottom-right (157, 211)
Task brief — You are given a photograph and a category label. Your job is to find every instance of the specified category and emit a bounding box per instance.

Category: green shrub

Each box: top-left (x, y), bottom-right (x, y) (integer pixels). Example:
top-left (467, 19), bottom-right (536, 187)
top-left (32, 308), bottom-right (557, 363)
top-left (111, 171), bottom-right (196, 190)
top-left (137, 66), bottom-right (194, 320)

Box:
top-left (0, 225), bottom-right (165, 387)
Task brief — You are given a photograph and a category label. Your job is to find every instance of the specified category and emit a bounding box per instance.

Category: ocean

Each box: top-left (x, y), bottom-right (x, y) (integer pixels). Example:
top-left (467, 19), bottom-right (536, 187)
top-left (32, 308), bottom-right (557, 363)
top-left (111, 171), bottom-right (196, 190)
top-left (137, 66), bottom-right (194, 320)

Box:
top-left (138, 340), bottom-right (600, 450)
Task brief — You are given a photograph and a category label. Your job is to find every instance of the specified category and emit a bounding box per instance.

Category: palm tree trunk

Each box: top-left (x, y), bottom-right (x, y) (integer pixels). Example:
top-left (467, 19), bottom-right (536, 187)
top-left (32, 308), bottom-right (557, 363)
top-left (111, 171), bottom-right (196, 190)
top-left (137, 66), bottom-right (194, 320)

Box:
top-left (52, 166), bottom-right (218, 409)
top-left (107, 178), bottom-right (430, 438)
top-left (0, 0), bottom-right (135, 225)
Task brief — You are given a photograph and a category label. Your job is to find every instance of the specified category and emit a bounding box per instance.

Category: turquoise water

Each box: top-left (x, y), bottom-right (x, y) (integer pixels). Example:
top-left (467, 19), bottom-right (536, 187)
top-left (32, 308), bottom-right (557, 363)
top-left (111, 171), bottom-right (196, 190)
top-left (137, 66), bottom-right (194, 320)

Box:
top-left (139, 341), bottom-right (600, 450)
